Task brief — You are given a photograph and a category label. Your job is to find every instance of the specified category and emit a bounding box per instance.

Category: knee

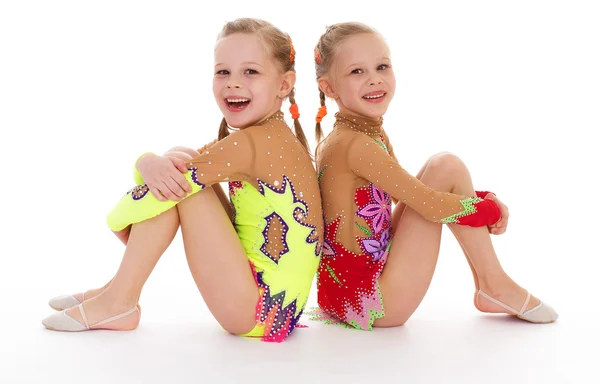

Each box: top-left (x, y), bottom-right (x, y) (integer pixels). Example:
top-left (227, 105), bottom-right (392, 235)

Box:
top-left (165, 146), bottom-right (200, 158)
top-left (165, 145), bottom-right (185, 153)
top-left (426, 152), bottom-right (467, 176)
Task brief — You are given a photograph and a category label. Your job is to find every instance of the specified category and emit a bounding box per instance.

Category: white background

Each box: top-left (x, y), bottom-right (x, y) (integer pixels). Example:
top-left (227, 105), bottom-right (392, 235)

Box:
top-left (1, 1), bottom-right (598, 383)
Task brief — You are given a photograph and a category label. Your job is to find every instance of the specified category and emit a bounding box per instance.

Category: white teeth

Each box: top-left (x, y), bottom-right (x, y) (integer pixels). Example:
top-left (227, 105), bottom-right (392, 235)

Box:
top-left (364, 93), bottom-right (385, 99)
top-left (227, 98), bottom-right (250, 103)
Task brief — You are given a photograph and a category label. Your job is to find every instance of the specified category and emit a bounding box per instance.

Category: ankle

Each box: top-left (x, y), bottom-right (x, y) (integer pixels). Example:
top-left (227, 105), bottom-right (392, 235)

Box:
top-left (94, 290), bottom-right (138, 311)
top-left (478, 272), bottom-right (514, 295)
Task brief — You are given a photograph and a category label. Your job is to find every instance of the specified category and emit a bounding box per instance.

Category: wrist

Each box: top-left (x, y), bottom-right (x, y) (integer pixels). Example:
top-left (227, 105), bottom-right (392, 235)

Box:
top-left (136, 152), bottom-right (156, 171)
top-left (134, 152), bottom-right (155, 185)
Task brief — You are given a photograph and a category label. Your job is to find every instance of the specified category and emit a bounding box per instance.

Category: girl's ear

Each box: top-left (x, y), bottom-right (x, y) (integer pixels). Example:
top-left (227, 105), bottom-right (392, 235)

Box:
top-left (318, 77), bottom-right (338, 100)
top-left (279, 71), bottom-right (296, 98)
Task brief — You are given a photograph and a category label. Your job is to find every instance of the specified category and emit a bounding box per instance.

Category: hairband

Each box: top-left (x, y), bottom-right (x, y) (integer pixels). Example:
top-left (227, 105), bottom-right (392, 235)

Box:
top-left (314, 46), bottom-right (322, 64)
top-left (316, 105), bottom-right (327, 122)
top-left (289, 103), bottom-right (300, 119)
top-left (289, 37), bottom-right (295, 62)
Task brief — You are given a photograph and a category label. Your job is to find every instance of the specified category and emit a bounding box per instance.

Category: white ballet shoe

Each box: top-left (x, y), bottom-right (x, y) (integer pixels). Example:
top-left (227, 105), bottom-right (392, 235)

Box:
top-left (477, 290), bottom-right (558, 324)
top-left (48, 293), bottom-right (84, 311)
top-left (42, 304), bottom-right (140, 332)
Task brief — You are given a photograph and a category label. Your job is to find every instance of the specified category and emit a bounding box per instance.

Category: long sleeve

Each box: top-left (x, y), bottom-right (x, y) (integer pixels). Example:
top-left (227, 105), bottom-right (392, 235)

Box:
top-left (186, 130), bottom-right (255, 186)
top-left (107, 130), bottom-right (255, 232)
top-left (132, 138), bottom-right (222, 185)
top-left (347, 133), bottom-right (500, 227)
top-left (196, 138), bottom-right (219, 155)
top-left (380, 129), bottom-right (399, 204)
top-left (380, 129), bottom-right (398, 163)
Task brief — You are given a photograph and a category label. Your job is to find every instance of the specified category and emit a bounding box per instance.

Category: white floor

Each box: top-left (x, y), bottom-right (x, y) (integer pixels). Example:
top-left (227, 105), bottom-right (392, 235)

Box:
top-left (4, 311), bottom-right (595, 384)
top-left (1, 227), bottom-right (597, 384)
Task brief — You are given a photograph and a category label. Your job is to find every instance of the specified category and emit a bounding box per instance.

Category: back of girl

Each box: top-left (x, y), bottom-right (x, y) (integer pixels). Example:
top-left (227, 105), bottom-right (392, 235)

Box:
top-left (42, 18), bottom-right (322, 343)
top-left (309, 22), bottom-right (557, 331)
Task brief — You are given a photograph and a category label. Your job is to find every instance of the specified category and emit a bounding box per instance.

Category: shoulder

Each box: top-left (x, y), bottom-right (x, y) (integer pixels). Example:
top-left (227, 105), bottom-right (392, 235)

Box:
top-left (221, 127), bottom-right (253, 143)
top-left (241, 117), bottom-right (288, 140)
top-left (211, 129), bottom-right (255, 155)
top-left (347, 130), bottom-right (379, 150)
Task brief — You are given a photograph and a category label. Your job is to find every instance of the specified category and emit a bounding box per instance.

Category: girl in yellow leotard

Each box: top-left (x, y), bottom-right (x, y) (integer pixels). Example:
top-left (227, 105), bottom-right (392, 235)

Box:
top-left (42, 18), bottom-right (323, 342)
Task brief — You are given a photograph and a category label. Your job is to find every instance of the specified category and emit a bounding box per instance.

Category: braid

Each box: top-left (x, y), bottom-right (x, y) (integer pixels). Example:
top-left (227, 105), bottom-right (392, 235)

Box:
top-left (218, 118), bottom-right (229, 140)
top-left (288, 94), bottom-right (313, 160)
top-left (315, 89), bottom-right (326, 142)
top-left (314, 22), bottom-right (376, 142)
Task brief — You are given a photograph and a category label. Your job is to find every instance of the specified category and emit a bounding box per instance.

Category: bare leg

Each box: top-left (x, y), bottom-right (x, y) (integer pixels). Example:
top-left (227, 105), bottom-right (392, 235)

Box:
top-left (374, 153), bottom-right (539, 327)
top-left (64, 205), bottom-right (181, 325)
top-left (64, 187), bottom-right (257, 334)
top-left (448, 220), bottom-right (533, 315)
top-left (374, 153), bottom-right (448, 327)
top-left (177, 187), bottom-right (258, 334)
top-left (71, 147), bottom-right (200, 304)
top-left (211, 183), bottom-right (234, 220)
top-left (394, 193), bottom-right (480, 291)
top-left (169, 145), bottom-right (254, 332)
top-left (69, 147), bottom-right (233, 305)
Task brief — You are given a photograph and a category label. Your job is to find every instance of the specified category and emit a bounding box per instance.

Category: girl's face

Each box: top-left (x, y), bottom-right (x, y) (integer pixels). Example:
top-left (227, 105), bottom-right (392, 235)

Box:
top-left (213, 33), bottom-right (294, 129)
top-left (320, 33), bottom-right (395, 119)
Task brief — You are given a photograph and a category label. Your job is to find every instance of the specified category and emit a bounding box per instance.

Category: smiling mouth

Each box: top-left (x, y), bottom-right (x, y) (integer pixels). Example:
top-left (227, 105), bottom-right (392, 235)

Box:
top-left (362, 92), bottom-right (386, 100)
top-left (225, 97), bottom-right (251, 111)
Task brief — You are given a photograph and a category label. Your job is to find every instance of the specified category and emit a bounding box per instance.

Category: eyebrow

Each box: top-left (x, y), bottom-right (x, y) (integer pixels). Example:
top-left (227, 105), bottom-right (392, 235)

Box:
top-left (214, 61), bottom-right (265, 68)
top-left (344, 56), bottom-right (391, 70)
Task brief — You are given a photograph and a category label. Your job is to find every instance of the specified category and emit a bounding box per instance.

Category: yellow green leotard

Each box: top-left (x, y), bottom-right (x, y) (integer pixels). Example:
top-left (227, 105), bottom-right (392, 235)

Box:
top-left (106, 112), bottom-right (324, 342)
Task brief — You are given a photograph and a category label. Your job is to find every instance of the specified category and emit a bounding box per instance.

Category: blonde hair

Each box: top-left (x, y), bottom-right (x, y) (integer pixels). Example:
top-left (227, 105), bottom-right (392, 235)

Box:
top-left (216, 18), bottom-right (310, 156)
top-left (313, 22), bottom-right (378, 141)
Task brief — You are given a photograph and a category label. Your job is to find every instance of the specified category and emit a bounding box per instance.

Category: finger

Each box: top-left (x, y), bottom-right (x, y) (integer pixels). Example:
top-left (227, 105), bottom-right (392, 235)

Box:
top-left (497, 214), bottom-right (508, 225)
top-left (169, 174), bottom-right (190, 196)
top-left (163, 180), bottom-right (184, 200)
top-left (174, 173), bottom-right (192, 193)
top-left (149, 187), bottom-right (166, 201)
top-left (172, 157), bottom-right (189, 173)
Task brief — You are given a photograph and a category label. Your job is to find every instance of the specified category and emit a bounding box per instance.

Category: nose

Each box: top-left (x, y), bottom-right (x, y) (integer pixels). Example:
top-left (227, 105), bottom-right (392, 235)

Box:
top-left (369, 76), bottom-right (383, 86)
top-left (226, 74), bottom-right (242, 89)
